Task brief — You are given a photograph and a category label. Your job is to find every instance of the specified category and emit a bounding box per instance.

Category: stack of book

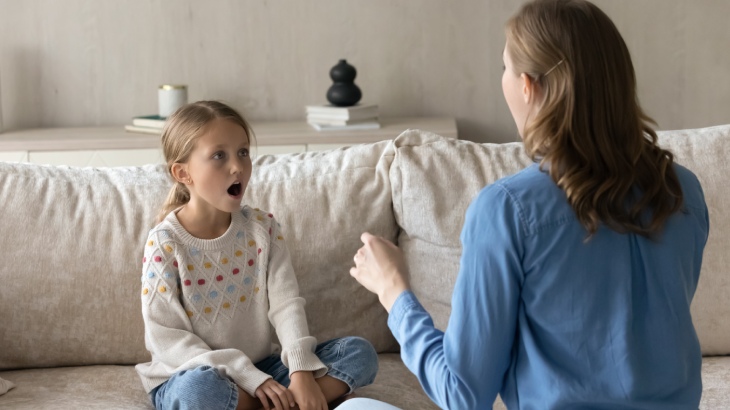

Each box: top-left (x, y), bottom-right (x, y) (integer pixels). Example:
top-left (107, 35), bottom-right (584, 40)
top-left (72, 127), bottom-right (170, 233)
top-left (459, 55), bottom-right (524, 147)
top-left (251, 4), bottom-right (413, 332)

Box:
top-left (124, 115), bottom-right (166, 135)
top-left (306, 103), bottom-right (380, 131)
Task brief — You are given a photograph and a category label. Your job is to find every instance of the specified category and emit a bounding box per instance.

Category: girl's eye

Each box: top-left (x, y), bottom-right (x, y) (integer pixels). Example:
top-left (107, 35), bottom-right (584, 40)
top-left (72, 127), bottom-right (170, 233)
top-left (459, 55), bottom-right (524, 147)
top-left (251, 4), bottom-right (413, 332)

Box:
top-left (212, 152), bottom-right (225, 160)
top-left (239, 149), bottom-right (249, 157)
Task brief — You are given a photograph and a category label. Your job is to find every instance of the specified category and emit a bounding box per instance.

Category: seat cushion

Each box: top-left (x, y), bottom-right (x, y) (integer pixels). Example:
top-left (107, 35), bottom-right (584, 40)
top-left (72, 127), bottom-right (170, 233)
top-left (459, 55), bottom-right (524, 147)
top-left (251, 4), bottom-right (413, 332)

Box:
top-left (701, 356), bottom-right (730, 408)
top-left (0, 354), bottom-right (496, 409)
top-left (0, 366), bottom-right (152, 409)
top-left (356, 354), bottom-right (439, 409)
top-left (2, 356), bottom-right (725, 408)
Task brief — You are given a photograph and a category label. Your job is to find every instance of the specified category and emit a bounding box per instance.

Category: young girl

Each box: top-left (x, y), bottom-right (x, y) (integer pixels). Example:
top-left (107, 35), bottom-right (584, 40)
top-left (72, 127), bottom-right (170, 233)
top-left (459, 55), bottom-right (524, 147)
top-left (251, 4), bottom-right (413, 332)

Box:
top-left (350, 0), bottom-right (709, 409)
top-left (136, 101), bottom-right (377, 410)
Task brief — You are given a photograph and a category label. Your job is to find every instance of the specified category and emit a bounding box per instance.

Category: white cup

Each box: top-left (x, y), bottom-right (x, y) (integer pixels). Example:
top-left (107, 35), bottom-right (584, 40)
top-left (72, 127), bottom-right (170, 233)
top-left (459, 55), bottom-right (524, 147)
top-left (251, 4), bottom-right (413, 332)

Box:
top-left (158, 84), bottom-right (188, 118)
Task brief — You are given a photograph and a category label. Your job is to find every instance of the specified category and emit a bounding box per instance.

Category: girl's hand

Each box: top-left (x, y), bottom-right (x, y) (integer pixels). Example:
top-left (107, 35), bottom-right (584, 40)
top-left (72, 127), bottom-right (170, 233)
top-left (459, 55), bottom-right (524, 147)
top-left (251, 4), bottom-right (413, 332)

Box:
top-left (254, 379), bottom-right (295, 410)
top-left (289, 371), bottom-right (328, 410)
top-left (350, 232), bottom-right (410, 312)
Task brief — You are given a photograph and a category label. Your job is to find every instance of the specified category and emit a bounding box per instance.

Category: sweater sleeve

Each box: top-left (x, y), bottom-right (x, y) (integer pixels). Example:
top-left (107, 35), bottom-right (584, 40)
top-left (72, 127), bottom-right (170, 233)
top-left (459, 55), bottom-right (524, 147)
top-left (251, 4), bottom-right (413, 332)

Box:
top-left (140, 229), bottom-right (272, 395)
top-left (266, 219), bottom-right (327, 377)
top-left (387, 184), bottom-right (525, 409)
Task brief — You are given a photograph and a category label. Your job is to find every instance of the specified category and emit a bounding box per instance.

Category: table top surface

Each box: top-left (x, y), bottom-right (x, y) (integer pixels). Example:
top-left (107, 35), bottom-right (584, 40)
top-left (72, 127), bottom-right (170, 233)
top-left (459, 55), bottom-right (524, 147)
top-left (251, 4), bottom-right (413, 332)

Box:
top-left (0, 117), bottom-right (457, 151)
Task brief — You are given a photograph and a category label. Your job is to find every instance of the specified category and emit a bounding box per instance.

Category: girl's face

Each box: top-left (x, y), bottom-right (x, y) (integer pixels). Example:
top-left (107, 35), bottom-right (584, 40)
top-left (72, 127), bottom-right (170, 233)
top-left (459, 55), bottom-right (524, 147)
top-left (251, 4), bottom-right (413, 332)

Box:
top-left (502, 43), bottom-right (533, 139)
top-left (181, 118), bottom-right (252, 217)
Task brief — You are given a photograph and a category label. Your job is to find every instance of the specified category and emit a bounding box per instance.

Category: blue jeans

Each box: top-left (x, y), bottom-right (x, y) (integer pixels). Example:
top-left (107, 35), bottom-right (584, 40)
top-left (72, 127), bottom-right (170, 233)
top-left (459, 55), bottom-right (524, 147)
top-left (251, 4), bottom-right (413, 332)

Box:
top-left (150, 337), bottom-right (378, 410)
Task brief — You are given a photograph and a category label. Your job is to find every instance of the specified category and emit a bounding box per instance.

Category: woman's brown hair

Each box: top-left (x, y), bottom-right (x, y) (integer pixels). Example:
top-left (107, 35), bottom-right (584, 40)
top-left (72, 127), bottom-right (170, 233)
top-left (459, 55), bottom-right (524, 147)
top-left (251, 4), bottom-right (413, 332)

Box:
top-left (157, 100), bottom-right (254, 223)
top-left (506, 0), bottom-right (683, 238)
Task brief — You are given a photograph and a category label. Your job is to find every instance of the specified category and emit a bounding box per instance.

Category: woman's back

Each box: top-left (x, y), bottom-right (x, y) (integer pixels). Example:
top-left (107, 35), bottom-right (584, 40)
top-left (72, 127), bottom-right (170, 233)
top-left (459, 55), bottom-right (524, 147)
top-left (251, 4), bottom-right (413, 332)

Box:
top-left (349, 1), bottom-right (711, 408)
top-left (496, 163), bottom-right (708, 409)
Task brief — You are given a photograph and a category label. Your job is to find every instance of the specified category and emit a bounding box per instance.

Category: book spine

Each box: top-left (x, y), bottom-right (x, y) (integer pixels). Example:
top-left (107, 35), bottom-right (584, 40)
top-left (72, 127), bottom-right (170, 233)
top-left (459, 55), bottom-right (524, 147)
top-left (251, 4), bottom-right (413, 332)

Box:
top-left (132, 119), bottom-right (166, 128)
top-left (306, 117), bottom-right (380, 126)
top-left (125, 125), bottom-right (162, 135)
top-left (309, 122), bottom-right (381, 131)
top-left (306, 113), bottom-right (378, 121)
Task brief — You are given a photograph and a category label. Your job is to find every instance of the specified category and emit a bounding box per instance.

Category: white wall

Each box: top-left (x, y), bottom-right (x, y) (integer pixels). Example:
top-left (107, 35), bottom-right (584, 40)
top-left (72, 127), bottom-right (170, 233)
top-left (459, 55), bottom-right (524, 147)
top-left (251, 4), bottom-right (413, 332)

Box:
top-left (1, 0), bottom-right (728, 143)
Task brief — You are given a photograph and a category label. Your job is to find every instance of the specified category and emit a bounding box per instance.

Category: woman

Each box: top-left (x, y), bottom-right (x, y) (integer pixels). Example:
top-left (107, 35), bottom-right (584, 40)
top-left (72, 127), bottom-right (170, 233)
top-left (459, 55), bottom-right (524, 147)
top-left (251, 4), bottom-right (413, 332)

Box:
top-left (346, 0), bottom-right (709, 408)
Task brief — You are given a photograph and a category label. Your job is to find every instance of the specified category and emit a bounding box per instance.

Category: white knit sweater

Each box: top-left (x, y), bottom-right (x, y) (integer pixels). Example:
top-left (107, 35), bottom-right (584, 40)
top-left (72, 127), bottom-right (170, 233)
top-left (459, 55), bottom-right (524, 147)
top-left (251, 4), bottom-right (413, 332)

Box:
top-left (135, 206), bottom-right (326, 395)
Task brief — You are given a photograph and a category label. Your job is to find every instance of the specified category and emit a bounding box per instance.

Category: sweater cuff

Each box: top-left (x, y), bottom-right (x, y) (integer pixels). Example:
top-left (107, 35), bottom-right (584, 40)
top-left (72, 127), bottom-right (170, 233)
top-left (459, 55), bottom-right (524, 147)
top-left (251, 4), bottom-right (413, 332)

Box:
top-left (286, 348), bottom-right (328, 378)
top-left (230, 366), bottom-right (273, 396)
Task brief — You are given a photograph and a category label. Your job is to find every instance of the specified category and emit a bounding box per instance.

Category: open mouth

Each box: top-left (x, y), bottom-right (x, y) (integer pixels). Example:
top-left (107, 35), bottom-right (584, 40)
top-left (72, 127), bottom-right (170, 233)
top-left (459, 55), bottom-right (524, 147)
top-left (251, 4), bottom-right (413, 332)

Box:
top-left (227, 182), bottom-right (242, 197)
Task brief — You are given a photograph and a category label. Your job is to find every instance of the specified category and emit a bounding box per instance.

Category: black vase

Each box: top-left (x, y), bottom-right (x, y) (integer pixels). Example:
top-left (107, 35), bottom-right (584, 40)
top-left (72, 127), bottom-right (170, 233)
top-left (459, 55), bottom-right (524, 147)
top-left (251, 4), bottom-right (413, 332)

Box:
top-left (326, 59), bottom-right (362, 107)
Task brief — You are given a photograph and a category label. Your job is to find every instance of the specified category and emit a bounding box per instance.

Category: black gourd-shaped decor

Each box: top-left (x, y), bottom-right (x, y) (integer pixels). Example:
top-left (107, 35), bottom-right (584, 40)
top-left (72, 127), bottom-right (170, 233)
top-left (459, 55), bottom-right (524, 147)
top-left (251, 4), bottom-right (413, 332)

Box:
top-left (326, 59), bottom-right (362, 107)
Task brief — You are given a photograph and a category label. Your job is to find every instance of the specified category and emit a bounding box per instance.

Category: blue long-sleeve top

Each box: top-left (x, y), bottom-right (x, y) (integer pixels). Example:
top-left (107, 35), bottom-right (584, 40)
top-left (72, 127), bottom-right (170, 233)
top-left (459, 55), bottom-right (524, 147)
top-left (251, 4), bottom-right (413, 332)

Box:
top-left (389, 163), bottom-right (709, 410)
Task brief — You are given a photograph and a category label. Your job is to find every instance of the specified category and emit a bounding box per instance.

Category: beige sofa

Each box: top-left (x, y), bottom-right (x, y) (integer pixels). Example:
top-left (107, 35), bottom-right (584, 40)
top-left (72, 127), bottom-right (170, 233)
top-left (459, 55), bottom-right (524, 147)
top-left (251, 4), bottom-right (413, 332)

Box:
top-left (0, 126), bottom-right (728, 409)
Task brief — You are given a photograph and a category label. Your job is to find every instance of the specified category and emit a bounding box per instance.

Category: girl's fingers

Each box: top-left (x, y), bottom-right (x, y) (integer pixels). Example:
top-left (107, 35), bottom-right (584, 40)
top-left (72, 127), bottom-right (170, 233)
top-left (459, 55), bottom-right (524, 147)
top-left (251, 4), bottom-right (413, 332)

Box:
top-left (268, 385), bottom-right (286, 410)
top-left (274, 382), bottom-right (293, 409)
top-left (284, 388), bottom-right (295, 407)
top-left (256, 390), bottom-right (271, 410)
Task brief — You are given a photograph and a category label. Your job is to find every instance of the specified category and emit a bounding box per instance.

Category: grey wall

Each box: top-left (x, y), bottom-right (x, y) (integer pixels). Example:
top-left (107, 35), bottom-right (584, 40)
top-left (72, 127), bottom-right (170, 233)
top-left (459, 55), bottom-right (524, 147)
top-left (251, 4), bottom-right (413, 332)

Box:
top-left (1, 0), bottom-right (728, 143)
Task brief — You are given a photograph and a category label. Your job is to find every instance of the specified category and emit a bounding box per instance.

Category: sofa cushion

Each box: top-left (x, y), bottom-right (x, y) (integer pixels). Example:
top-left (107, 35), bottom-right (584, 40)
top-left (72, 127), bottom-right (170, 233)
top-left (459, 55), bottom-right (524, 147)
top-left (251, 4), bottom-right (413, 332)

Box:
top-left (0, 140), bottom-right (398, 370)
top-left (389, 130), bottom-right (532, 331)
top-left (0, 366), bottom-right (152, 408)
top-left (0, 377), bottom-right (14, 396)
top-left (0, 355), bottom-right (489, 409)
top-left (1, 357), bottom-right (726, 408)
top-left (0, 164), bottom-right (170, 369)
top-left (243, 143), bottom-right (399, 352)
top-left (655, 125), bottom-right (730, 356)
top-left (0, 355), bottom-right (431, 409)
top-left (0, 355), bottom-right (439, 409)
top-left (390, 125), bottom-right (730, 356)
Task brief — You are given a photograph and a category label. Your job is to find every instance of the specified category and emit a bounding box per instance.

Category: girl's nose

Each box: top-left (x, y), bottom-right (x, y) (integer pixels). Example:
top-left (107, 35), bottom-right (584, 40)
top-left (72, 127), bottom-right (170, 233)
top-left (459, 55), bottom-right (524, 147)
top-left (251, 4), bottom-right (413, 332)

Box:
top-left (231, 159), bottom-right (245, 174)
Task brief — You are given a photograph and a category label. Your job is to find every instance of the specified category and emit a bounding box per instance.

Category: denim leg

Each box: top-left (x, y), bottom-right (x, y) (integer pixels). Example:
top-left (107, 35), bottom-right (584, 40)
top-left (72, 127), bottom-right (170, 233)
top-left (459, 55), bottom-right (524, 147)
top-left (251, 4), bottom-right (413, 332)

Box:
top-left (150, 365), bottom-right (238, 410)
top-left (254, 353), bottom-right (293, 386)
top-left (254, 336), bottom-right (378, 393)
top-left (315, 336), bottom-right (378, 393)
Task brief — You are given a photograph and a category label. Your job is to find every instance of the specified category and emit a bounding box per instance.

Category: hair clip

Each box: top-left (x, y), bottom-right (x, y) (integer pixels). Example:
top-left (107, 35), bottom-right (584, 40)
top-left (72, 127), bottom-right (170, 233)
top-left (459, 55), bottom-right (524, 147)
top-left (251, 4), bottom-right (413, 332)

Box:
top-left (545, 59), bottom-right (565, 76)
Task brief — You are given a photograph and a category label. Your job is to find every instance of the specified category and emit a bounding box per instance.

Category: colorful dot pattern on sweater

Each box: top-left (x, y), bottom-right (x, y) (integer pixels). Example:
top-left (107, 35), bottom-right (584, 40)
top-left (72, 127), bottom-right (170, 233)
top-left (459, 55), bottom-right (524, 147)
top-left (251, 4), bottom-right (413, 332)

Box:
top-left (140, 207), bottom-right (286, 325)
top-left (137, 207), bottom-right (328, 392)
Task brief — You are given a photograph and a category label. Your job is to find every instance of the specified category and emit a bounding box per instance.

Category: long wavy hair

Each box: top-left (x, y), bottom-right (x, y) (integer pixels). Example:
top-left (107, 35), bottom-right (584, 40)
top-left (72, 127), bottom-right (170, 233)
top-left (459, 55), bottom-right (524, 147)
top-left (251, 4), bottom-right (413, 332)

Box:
top-left (157, 100), bottom-right (254, 223)
top-left (506, 0), bottom-right (683, 238)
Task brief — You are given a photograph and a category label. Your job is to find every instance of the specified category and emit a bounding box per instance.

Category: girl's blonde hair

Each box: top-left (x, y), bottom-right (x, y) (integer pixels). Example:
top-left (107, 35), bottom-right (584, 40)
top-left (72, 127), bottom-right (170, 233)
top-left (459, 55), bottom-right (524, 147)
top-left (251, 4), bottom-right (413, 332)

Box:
top-left (506, 0), bottom-right (683, 238)
top-left (157, 100), bottom-right (254, 223)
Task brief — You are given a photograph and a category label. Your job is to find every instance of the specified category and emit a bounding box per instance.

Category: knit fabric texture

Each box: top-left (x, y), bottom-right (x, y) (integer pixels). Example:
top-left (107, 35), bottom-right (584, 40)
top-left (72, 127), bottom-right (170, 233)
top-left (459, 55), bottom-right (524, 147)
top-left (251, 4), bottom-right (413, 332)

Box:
top-left (135, 206), bottom-right (326, 395)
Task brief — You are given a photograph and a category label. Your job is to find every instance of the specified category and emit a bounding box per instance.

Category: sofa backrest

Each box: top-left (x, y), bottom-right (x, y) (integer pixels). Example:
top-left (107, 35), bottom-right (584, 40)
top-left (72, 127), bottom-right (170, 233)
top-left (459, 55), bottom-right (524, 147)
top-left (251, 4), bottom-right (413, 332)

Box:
top-left (0, 140), bottom-right (398, 370)
top-left (389, 130), bottom-right (534, 331)
top-left (0, 164), bottom-right (169, 369)
top-left (2, 124), bottom-right (727, 371)
top-left (390, 125), bottom-right (730, 356)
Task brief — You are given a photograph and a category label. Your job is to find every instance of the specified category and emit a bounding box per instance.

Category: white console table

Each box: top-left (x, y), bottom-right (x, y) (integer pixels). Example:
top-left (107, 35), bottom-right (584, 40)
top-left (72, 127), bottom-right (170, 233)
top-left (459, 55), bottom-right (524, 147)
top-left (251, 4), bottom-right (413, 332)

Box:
top-left (0, 117), bottom-right (457, 167)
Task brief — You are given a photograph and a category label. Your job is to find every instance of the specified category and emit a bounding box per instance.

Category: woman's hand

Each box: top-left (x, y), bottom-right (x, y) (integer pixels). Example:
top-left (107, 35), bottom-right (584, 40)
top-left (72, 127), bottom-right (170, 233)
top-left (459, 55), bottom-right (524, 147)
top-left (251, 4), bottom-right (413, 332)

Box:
top-left (289, 371), bottom-right (327, 410)
top-left (350, 232), bottom-right (410, 312)
top-left (254, 379), bottom-right (295, 410)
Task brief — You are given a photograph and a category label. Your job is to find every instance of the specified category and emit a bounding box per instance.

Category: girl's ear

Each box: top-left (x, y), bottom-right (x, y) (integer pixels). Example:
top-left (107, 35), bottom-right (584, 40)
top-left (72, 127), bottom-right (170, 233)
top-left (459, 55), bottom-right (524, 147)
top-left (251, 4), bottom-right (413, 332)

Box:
top-left (520, 73), bottom-right (535, 104)
top-left (171, 163), bottom-right (191, 185)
